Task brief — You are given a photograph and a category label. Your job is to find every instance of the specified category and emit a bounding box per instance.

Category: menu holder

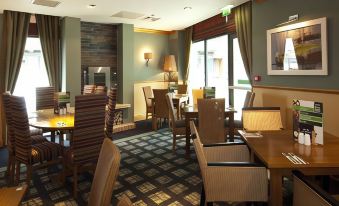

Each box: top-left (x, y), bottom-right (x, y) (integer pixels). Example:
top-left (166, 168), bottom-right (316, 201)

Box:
top-left (54, 92), bottom-right (70, 114)
top-left (203, 87), bottom-right (215, 99)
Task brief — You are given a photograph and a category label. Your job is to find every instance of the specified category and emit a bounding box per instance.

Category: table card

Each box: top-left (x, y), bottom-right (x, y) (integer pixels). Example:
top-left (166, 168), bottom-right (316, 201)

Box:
top-left (54, 92), bottom-right (70, 114)
top-left (292, 100), bottom-right (323, 145)
top-left (203, 87), bottom-right (215, 99)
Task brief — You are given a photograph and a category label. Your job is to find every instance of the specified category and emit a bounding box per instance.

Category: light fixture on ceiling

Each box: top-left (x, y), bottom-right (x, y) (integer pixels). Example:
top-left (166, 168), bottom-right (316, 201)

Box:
top-left (87, 4), bottom-right (96, 9)
top-left (184, 7), bottom-right (192, 11)
top-left (221, 5), bottom-right (234, 22)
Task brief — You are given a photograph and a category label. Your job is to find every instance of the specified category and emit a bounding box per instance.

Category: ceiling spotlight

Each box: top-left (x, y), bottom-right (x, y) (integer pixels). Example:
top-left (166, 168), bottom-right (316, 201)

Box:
top-left (184, 7), bottom-right (192, 11)
top-left (87, 4), bottom-right (96, 8)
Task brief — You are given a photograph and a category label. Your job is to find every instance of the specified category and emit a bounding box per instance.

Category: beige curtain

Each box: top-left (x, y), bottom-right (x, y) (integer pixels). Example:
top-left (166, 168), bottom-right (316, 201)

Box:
top-left (36, 14), bottom-right (60, 91)
top-left (0, 10), bottom-right (31, 146)
top-left (183, 26), bottom-right (193, 84)
top-left (234, 2), bottom-right (252, 85)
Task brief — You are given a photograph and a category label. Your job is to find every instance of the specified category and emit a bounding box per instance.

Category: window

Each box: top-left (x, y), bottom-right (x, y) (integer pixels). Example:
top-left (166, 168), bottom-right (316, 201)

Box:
top-left (188, 35), bottom-right (251, 120)
top-left (13, 37), bottom-right (50, 112)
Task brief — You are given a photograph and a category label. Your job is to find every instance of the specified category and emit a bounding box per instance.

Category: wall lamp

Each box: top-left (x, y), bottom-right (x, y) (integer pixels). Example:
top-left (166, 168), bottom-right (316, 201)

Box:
top-left (144, 53), bottom-right (153, 66)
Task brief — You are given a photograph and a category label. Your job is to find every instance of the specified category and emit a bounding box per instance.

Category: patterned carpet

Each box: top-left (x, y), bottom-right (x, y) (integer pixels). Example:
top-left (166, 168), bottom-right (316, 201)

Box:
top-left (0, 129), bottom-right (203, 206)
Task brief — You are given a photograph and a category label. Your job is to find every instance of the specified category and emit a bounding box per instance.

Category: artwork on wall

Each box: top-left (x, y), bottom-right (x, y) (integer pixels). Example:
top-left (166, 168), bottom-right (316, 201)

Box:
top-left (267, 17), bottom-right (327, 75)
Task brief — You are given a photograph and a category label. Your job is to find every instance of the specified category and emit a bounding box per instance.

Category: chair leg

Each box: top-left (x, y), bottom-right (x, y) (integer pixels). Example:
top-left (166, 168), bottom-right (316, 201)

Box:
top-left (15, 161), bottom-right (21, 185)
top-left (10, 156), bottom-right (15, 185)
top-left (26, 165), bottom-right (32, 186)
top-left (172, 133), bottom-right (176, 152)
top-left (73, 166), bottom-right (78, 198)
top-left (200, 185), bottom-right (206, 206)
top-left (51, 131), bottom-right (55, 142)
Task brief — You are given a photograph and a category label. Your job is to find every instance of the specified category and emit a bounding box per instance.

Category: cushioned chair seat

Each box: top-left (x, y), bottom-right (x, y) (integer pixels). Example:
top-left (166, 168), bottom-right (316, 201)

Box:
top-left (31, 142), bottom-right (63, 164)
top-left (29, 127), bottom-right (43, 136)
top-left (224, 119), bottom-right (243, 128)
top-left (174, 119), bottom-right (186, 128)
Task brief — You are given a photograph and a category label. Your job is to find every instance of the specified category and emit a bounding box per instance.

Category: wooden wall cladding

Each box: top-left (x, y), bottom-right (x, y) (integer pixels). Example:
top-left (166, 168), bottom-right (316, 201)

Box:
top-left (192, 12), bottom-right (235, 42)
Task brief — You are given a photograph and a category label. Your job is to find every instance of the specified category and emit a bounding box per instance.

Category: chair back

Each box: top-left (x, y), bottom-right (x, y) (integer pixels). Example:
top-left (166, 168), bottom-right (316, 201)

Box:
top-left (198, 98), bottom-right (225, 144)
top-left (142, 86), bottom-right (153, 107)
top-left (9, 95), bottom-right (32, 164)
top-left (192, 89), bottom-right (203, 105)
top-left (243, 91), bottom-right (255, 108)
top-left (72, 94), bottom-right (107, 164)
top-left (88, 138), bottom-right (121, 206)
top-left (293, 171), bottom-right (339, 206)
top-left (177, 85), bottom-right (188, 94)
top-left (105, 87), bottom-right (117, 139)
top-left (95, 86), bottom-right (107, 94)
top-left (117, 195), bottom-right (133, 206)
top-left (36, 86), bottom-right (55, 110)
top-left (153, 89), bottom-right (169, 118)
top-left (165, 93), bottom-right (177, 124)
top-left (2, 92), bottom-right (15, 154)
top-left (83, 85), bottom-right (96, 95)
top-left (191, 122), bottom-right (207, 184)
top-left (242, 107), bottom-right (283, 131)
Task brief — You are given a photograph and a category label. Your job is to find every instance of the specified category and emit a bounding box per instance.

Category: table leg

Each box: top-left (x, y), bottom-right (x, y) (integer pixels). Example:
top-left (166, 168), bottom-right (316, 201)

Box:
top-left (228, 112), bottom-right (234, 142)
top-left (59, 131), bottom-right (64, 146)
top-left (269, 169), bottom-right (283, 206)
top-left (185, 114), bottom-right (190, 158)
top-left (51, 131), bottom-right (55, 142)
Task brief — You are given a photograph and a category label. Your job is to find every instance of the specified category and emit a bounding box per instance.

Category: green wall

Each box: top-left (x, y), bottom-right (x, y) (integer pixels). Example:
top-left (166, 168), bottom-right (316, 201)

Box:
top-left (252, 0), bottom-right (339, 89)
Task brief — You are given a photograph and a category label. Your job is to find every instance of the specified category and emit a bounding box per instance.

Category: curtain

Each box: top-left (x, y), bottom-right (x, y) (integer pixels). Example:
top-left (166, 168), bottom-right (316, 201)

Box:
top-left (0, 10), bottom-right (31, 146)
top-left (36, 14), bottom-right (60, 91)
top-left (183, 26), bottom-right (193, 84)
top-left (234, 2), bottom-right (252, 85)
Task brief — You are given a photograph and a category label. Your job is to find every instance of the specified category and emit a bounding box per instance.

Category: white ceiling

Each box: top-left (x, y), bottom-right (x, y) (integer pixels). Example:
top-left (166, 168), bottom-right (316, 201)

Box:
top-left (0, 0), bottom-right (248, 31)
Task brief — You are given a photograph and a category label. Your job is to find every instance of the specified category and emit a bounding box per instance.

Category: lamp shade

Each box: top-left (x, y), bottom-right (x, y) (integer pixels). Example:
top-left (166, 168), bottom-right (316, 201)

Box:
top-left (144, 52), bottom-right (152, 60)
top-left (163, 55), bottom-right (177, 72)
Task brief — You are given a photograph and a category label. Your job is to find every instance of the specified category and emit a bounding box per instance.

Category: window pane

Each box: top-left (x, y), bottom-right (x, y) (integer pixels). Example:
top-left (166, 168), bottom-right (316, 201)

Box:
top-left (188, 41), bottom-right (205, 104)
top-left (206, 35), bottom-right (228, 101)
top-left (13, 37), bottom-right (50, 112)
top-left (233, 38), bottom-right (251, 120)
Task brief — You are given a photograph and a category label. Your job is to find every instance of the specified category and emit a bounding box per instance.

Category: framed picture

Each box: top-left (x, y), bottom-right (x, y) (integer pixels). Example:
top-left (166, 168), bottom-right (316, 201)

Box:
top-left (267, 17), bottom-right (327, 75)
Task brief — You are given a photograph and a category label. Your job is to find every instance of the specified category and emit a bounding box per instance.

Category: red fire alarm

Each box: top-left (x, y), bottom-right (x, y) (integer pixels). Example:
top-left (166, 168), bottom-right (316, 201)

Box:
top-left (254, 75), bottom-right (261, 81)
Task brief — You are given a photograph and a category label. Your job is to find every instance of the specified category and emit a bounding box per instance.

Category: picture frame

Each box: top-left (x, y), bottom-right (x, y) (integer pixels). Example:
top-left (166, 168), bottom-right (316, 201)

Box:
top-left (267, 17), bottom-right (327, 75)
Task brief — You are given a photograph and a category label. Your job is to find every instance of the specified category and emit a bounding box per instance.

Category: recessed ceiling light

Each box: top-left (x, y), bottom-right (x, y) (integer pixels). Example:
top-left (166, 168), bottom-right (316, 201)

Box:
top-left (184, 7), bottom-right (192, 11)
top-left (87, 4), bottom-right (96, 9)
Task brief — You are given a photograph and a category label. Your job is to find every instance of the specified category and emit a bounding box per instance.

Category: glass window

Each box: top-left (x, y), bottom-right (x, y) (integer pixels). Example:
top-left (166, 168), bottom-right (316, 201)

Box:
top-left (13, 37), bottom-right (50, 112)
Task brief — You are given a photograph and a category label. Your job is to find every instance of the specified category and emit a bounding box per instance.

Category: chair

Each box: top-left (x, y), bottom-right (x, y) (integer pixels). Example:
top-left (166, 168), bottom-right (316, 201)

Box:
top-left (10, 95), bottom-right (63, 185)
top-left (105, 87), bottom-right (117, 139)
top-left (2, 93), bottom-right (47, 184)
top-left (83, 85), bottom-right (96, 95)
top-left (63, 94), bottom-right (107, 198)
top-left (152, 89), bottom-right (169, 130)
top-left (192, 89), bottom-right (203, 105)
top-left (36, 86), bottom-right (55, 110)
top-left (117, 195), bottom-right (133, 206)
top-left (94, 86), bottom-right (107, 94)
top-left (293, 171), bottom-right (339, 206)
top-left (191, 122), bottom-right (268, 205)
top-left (142, 86), bottom-right (153, 120)
top-left (198, 98), bottom-right (226, 144)
top-left (242, 107), bottom-right (283, 131)
top-left (88, 138), bottom-right (121, 206)
top-left (165, 93), bottom-right (186, 151)
top-left (177, 85), bottom-right (188, 94)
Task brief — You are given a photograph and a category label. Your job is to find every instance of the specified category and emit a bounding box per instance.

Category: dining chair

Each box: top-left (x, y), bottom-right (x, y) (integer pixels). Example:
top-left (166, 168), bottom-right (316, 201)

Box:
top-left (10, 95), bottom-right (63, 185)
top-left (197, 98), bottom-right (226, 144)
top-left (152, 89), bottom-right (169, 130)
top-left (177, 85), bottom-right (188, 94)
top-left (191, 122), bottom-right (268, 205)
top-left (63, 94), bottom-right (107, 198)
top-left (192, 89), bottom-right (203, 105)
top-left (165, 93), bottom-right (186, 151)
top-left (293, 171), bottom-right (339, 206)
top-left (105, 87), bottom-right (117, 139)
top-left (117, 195), bottom-right (133, 206)
top-left (36, 86), bottom-right (55, 110)
top-left (2, 93), bottom-right (48, 184)
top-left (94, 86), bottom-right (107, 94)
top-left (83, 85), bottom-right (96, 95)
top-left (142, 86), bottom-right (153, 120)
top-left (88, 138), bottom-right (121, 206)
top-left (242, 107), bottom-right (283, 131)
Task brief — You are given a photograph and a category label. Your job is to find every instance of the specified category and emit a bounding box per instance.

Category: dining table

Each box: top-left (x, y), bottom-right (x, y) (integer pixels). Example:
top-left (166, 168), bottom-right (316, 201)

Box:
top-left (184, 105), bottom-right (236, 157)
top-left (0, 185), bottom-right (27, 206)
top-left (240, 130), bottom-right (339, 206)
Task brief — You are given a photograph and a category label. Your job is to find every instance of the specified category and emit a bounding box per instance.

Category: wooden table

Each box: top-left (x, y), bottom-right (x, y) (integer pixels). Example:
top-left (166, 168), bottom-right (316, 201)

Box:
top-left (240, 130), bottom-right (339, 206)
top-left (0, 185), bottom-right (27, 206)
top-left (184, 105), bottom-right (236, 157)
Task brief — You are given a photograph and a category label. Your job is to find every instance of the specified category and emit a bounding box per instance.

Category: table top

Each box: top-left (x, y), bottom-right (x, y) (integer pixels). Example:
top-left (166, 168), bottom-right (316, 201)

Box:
top-left (0, 185), bottom-right (27, 206)
top-left (241, 130), bottom-right (339, 169)
top-left (183, 105), bottom-right (236, 114)
top-left (29, 109), bottom-right (74, 130)
top-left (149, 94), bottom-right (189, 100)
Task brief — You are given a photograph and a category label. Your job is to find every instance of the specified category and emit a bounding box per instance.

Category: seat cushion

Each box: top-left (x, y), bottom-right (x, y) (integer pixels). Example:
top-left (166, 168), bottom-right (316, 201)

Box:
top-left (29, 127), bottom-right (43, 136)
top-left (174, 119), bottom-right (186, 128)
top-left (31, 142), bottom-right (63, 164)
top-left (224, 119), bottom-right (243, 128)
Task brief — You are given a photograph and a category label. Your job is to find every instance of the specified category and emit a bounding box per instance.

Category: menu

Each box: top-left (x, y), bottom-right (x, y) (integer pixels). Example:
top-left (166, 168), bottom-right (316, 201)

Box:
top-left (292, 100), bottom-right (323, 145)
